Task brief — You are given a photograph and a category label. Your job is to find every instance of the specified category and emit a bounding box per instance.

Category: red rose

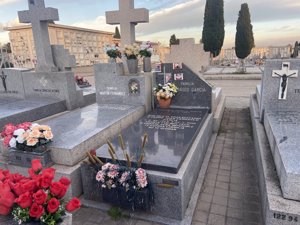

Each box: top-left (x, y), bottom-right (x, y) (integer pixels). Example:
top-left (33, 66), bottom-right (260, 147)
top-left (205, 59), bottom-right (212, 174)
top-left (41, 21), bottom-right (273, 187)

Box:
top-left (57, 185), bottom-right (67, 199)
top-left (50, 182), bottom-right (64, 197)
top-left (15, 192), bottom-right (32, 209)
top-left (17, 122), bottom-right (32, 130)
top-left (0, 182), bottom-right (15, 215)
top-left (47, 198), bottom-right (60, 213)
top-left (3, 124), bottom-right (16, 136)
top-left (11, 183), bottom-right (25, 196)
top-left (40, 172), bottom-right (54, 189)
top-left (3, 135), bottom-right (12, 147)
top-left (29, 203), bottom-right (44, 218)
top-left (11, 173), bottom-right (25, 183)
top-left (31, 159), bottom-right (43, 173)
top-left (0, 170), bottom-right (5, 181)
top-left (33, 190), bottom-right (47, 205)
top-left (59, 177), bottom-right (71, 188)
top-left (22, 180), bottom-right (37, 193)
top-left (65, 198), bottom-right (81, 212)
top-left (42, 168), bottom-right (55, 177)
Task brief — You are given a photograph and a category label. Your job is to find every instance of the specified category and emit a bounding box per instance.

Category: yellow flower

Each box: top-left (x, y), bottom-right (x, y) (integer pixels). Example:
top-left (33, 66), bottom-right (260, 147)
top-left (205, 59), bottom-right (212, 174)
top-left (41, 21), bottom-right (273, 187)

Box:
top-left (43, 130), bottom-right (53, 140)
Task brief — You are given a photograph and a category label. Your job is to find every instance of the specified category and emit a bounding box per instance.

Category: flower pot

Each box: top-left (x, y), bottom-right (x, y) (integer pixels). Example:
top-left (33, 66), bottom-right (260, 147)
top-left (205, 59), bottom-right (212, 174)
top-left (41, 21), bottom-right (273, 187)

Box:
top-left (127, 59), bottom-right (138, 74)
top-left (157, 97), bottom-right (172, 108)
top-left (0, 139), bottom-right (9, 157)
top-left (101, 187), bottom-right (151, 211)
top-left (143, 57), bottom-right (152, 72)
top-left (8, 147), bottom-right (53, 168)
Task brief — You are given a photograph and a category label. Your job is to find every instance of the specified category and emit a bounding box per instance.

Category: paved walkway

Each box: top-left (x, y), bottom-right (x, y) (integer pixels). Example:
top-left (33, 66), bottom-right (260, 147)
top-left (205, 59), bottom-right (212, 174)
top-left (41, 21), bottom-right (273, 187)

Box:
top-left (192, 108), bottom-right (263, 225)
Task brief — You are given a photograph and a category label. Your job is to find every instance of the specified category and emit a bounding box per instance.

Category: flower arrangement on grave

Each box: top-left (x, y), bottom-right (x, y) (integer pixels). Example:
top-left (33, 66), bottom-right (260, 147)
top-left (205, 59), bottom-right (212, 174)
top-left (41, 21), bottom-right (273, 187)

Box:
top-left (154, 83), bottom-right (178, 100)
top-left (129, 81), bottom-right (139, 94)
top-left (89, 134), bottom-right (153, 210)
top-left (123, 43), bottom-right (140, 60)
top-left (104, 43), bottom-right (122, 59)
top-left (0, 159), bottom-right (81, 225)
top-left (139, 41), bottom-right (153, 58)
top-left (75, 75), bottom-right (91, 88)
top-left (1, 122), bottom-right (53, 152)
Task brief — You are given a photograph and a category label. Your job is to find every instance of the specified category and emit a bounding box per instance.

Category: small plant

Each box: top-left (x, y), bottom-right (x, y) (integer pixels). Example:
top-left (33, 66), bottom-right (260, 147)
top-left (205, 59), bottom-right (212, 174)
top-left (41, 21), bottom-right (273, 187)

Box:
top-left (139, 41), bottom-right (153, 57)
top-left (154, 83), bottom-right (178, 100)
top-left (107, 207), bottom-right (123, 220)
top-left (104, 43), bottom-right (122, 59)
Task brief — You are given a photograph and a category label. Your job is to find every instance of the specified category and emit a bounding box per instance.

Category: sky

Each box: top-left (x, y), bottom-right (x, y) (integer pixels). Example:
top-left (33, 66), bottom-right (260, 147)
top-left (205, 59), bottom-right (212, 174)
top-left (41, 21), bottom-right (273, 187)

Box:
top-left (0, 0), bottom-right (299, 48)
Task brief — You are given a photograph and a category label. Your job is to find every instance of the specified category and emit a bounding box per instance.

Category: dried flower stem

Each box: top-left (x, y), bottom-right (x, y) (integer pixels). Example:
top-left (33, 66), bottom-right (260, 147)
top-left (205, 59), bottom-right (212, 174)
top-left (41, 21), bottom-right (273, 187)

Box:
top-left (107, 140), bottom-right (116, 154)
top-left (125, 153), bottom-right (131, 168)
top-left (87, 152), bottom-right (96, 164)
top-left (118, 134), bottom-right (125, 150)
top-left (138, 153), bottom-right (144, 168)
top-left (108, 148), bottom-right (116, 162)
top-left (92, 155), bottom-right (104, 166)
top-left (141, 133), bottom-right (148, 150)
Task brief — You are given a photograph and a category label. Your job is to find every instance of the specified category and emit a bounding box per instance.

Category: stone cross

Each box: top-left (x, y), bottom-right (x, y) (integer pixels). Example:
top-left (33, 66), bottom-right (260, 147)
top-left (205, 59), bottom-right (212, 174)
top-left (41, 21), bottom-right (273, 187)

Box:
top-left (106, 0), bottom-right (149, 45)
top-left (272, 62), bottom-right (298, 100)
top-left (18, 0), bottom-right (59, 72)
top-left (0, 71), bottom-right (8, 92)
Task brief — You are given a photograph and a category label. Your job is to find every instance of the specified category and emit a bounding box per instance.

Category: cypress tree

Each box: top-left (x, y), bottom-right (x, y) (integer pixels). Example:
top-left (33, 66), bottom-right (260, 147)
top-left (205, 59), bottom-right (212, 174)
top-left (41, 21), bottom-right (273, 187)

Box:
top-left (113, 26), bottom-right (121, 39)
top-left (169, 34), bottom-right (180, 47)
top-left (235, 3), bottom-right (255, 59)
top-left (292, 41), bottom-right (299, 58)
top-left (202, 0), bottom-right (225, 57)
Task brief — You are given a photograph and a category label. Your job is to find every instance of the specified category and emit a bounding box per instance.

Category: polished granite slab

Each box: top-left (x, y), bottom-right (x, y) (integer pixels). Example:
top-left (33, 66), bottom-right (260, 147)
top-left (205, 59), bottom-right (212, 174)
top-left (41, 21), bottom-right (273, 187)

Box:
top-left (40, 103), bottom-right (145, 166)
top-left (96, 108), bottom-right (209, 173)
top-left (0, 96), bottom-right (66, 129)
top-left (264, 111), bottom-right (300, 201)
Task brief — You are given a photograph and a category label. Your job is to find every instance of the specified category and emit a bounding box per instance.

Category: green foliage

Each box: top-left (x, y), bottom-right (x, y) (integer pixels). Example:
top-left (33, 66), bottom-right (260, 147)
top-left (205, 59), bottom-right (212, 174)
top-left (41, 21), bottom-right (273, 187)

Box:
top-left (202, 0), bottom-right (225, 57)
top-left (169, 34), bottom-right (180, 47)
top-left (235, 3), bottom-right (255, 59)
top-left (113, 27), bottom-right (121, 39)
top-left (107, 207), bottom-right (123, 220)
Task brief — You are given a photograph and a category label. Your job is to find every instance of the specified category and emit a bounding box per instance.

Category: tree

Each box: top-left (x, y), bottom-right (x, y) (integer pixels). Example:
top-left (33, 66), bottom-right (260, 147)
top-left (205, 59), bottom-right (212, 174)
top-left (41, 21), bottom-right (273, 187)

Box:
top-left (235, 3), bottom-right (254, 60)
top-left (292, 41), bottom-right (299, 58)
top-left (202, 0), bottom-right (225, 58)
top-left (169, 34), bottom-right (179, 47)
top-left (113, 26), bottom-right (121, 39)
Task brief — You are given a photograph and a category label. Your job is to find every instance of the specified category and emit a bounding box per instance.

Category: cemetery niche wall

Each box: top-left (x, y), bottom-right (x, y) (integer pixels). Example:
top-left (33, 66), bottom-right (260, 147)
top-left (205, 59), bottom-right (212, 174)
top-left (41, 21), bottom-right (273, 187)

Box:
top-left (250, 59), bottom-right (300, 225)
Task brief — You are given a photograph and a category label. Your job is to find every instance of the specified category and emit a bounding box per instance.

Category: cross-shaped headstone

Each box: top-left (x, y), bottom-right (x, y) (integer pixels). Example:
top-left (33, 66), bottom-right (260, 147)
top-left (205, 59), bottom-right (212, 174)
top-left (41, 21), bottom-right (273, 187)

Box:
top-left (18, 0), bottom-right (59, 72)
top-left (106, 0), bottom-right (149, 45)
top-left (272, 62), bottom-right (298, 100)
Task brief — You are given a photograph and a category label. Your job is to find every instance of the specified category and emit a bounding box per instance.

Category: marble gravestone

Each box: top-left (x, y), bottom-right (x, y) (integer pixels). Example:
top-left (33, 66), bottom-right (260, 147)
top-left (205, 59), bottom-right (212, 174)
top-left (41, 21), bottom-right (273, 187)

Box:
top-left (106, 0), bottom-right (149, 45)
top-left (155, 63), bottom-right (212, 112)
top-left (18, 0), bottom-right (59, 72)
top-left (165, 38), bottom-right (210, 76)
top-left (259, 59), bottom-right (300, 201)
top-left (93, 63), bottom-right (213, 220)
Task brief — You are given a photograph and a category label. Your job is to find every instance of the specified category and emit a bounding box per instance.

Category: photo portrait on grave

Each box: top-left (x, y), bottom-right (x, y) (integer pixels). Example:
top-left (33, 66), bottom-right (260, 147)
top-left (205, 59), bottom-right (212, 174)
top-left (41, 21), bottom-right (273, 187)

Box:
top-left (173, 62), bottom-right (182, 70)
top-left (174, 73), bottom-right (184, 81)
top-left (165, 73), bottom-right (172, 83)
top-left (155, 63), bottom-right (162, 72)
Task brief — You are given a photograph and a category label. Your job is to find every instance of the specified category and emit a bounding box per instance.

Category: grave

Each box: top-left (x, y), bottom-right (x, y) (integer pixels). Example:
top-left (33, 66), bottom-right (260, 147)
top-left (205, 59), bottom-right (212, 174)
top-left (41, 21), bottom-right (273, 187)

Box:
top-left (77, 63), bottom-right (218, 223)
top-left (165, 38), bottom-right (210, 76)
top-left (250, 59), bottom-right (300, 225)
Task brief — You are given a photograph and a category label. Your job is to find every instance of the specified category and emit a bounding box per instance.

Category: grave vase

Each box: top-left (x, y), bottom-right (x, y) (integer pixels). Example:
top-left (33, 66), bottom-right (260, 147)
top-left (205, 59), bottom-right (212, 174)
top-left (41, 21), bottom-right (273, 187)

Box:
top-left (157, 97), bottom-right (172, 108)
top-left (143, 57), bottom-right (152, 72)
top-left (8, 145), bottom-right (53, 168)
top-left (127, 59), bottom-right (138, 74)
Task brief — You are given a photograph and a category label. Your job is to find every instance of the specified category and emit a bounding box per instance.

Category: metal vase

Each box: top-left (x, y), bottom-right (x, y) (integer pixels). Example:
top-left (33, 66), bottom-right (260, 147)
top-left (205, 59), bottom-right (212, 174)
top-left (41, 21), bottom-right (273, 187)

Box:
top-left (143, 57), bottom-right (152, 72)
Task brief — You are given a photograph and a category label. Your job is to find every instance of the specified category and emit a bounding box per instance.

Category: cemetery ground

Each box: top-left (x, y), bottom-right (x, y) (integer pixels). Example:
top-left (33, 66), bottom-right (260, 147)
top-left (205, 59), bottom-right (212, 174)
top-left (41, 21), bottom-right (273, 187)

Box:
top-left (72, 79), bottom-right (263, 225)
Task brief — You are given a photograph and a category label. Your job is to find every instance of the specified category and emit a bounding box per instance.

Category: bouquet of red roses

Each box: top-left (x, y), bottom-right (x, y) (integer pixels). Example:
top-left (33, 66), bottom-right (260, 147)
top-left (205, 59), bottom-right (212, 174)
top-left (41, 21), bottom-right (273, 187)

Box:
top-left (0, 159), bottom-right (80, 225)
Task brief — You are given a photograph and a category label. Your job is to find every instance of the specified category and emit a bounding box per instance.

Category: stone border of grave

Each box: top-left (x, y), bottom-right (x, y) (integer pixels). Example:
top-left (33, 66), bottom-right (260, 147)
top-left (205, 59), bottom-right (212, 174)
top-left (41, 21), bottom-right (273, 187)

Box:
top-left (250, 94), bottom-right (300, 225)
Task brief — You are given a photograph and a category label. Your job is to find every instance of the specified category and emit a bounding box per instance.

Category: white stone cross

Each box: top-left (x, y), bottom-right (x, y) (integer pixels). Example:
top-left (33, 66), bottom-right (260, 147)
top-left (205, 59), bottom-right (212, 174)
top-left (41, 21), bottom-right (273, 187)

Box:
top-left (18, 0), bottom-right (59, 72)
top-left (272, 62), bottom-right (298, 100)
top-left (106, 0), bottom-right (149, 45)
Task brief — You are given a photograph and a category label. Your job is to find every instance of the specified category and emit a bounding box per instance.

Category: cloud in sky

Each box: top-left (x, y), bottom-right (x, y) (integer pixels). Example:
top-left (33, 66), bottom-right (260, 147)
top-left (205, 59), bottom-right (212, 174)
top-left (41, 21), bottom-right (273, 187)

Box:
top-left (0, 0), bottom-right (19, 6)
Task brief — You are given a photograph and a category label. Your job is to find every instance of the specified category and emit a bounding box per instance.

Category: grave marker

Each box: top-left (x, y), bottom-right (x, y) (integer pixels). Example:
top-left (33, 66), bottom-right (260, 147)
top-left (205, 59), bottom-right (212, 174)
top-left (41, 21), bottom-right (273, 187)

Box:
top-left (106, 0), bottom-right (149, 45)
top-left (18, 0), bottom-right (59, 72)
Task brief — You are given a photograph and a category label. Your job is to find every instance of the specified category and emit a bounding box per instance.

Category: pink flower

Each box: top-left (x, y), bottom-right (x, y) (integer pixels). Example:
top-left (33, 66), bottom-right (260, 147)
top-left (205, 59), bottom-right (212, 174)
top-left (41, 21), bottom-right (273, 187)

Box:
top-left (135, 168), bottom-right (148, 189)
top-left (107, 170), bottom-right (119, 179)
top-left (96, 171), bottom-right (105, 182)
top-left (119, 171), bottom-right (129, 185)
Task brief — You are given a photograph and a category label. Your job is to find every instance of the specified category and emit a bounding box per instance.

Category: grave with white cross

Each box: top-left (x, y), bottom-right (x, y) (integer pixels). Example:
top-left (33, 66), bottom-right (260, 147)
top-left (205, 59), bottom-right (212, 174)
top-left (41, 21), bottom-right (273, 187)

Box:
top-left (106, 0), bottom-right (149, 45)
top-left (18, 0), bottom-right (59, 72)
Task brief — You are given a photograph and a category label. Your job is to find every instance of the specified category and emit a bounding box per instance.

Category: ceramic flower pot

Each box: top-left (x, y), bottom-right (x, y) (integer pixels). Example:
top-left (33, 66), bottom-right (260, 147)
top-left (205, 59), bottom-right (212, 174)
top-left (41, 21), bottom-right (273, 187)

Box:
top-left (157, 97), bottom-right (172, 108)
top-left (127, 59), bottom-right (138, 74)
top-left (143, 57), bottom-right (152, 72)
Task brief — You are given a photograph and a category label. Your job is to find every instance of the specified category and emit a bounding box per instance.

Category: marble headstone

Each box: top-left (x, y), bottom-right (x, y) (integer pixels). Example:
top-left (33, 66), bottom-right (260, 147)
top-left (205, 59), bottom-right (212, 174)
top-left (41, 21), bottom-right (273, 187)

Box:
top-left (51, 45), bottom-right (76, 71)
top-left (18, 0), bottom-right (59, 72)
top-left (260, 59), bottom-right (300, 120)
top-left (106, 0), bottom-right (149, 45)
top-left (155, 63), bottom-right (212, 112)
top-left (165, 38), bottom-right (210, 76)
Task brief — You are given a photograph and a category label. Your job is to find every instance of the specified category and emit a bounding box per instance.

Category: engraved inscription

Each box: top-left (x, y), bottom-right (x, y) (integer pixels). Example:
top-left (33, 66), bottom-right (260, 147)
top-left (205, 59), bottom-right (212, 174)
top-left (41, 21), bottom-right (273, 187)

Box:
top-left (295, 89), bottom-right (300, 93)
top-left (34, 89), bottom-right (60, 93)
top-left (99, 86), bottom-right (126, 96)
top-left (142, 115), bottom-right (201, 131)
top-left (273, 213), bottom-right (298, 222)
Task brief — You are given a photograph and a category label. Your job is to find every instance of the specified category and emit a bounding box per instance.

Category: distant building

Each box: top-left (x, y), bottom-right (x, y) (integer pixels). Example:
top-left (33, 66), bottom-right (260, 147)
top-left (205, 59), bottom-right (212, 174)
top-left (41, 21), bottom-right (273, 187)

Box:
top-left (6, 23), bottom-right (116, 68)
